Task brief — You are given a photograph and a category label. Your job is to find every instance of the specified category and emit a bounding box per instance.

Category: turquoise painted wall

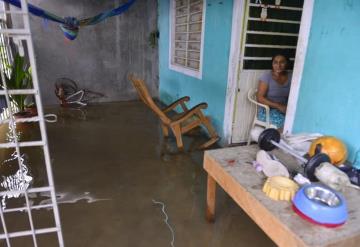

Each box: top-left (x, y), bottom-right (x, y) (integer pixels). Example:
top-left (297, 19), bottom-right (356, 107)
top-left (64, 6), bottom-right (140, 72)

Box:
top-left (293, 0), bottom-right (360, 162)
top-left (158, 0), bottom-right (233, 141)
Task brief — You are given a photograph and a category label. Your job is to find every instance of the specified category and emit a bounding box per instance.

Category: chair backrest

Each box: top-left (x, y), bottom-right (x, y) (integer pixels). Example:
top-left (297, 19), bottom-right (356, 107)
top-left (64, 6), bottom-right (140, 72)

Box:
top-left (128, 74), bottom-right (171, 125)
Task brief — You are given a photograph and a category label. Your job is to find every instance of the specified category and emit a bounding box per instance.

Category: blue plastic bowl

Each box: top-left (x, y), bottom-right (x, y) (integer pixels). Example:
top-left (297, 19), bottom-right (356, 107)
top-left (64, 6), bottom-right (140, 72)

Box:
top-left (292, 184), bottom-right (348, 227)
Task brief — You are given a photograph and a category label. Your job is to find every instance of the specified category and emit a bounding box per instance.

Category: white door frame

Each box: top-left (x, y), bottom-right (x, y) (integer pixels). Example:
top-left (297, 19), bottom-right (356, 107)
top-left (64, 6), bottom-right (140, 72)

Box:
top-left (223, 0), bottom-right (246, 145)
top-left (223, 0), bottom-right (315, 145)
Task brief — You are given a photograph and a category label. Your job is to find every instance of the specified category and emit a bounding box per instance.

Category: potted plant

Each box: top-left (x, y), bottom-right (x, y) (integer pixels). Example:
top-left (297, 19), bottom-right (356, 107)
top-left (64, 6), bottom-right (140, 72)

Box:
top-left (2, 53), bottom-right (36, 118)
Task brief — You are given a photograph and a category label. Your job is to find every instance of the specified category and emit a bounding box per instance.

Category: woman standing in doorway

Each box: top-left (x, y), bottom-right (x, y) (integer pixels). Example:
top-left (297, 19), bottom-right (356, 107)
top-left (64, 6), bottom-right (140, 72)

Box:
top-left (256, 54), bottom-right (292, 129)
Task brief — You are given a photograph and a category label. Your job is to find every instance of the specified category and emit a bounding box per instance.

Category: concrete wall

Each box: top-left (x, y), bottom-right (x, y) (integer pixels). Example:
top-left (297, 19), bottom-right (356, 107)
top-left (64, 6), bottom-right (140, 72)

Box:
top-left (293, 0), bottom-right (360, 162)
top-left (158, 0), bottom-right (233, 141)
top-left (17, 0), bottom-right (158, 105)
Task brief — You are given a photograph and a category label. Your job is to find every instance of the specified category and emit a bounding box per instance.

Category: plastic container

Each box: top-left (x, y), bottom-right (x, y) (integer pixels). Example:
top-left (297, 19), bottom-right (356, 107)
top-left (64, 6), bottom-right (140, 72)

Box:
top-left (292, 184), bottom-right (348, 227)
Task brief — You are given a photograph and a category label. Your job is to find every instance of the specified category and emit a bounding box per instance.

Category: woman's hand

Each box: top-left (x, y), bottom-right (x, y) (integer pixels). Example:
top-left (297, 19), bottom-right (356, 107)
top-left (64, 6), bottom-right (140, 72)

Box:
top-left (275, 103), bottom-right (287, 113)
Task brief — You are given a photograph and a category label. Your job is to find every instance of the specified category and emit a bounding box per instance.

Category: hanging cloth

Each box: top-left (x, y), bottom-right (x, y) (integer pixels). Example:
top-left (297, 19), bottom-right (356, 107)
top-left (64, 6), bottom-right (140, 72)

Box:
top-left (1, 0), bottom-right (136, 40)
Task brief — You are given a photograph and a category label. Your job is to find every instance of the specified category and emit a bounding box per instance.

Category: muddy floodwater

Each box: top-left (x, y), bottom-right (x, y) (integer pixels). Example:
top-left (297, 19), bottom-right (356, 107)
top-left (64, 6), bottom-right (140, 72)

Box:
top-left (0, 102), bottom-right (274, 246)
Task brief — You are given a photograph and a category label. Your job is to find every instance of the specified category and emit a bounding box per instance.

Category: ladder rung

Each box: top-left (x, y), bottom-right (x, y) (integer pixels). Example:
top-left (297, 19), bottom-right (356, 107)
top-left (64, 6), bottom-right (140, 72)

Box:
top-left (0, 186), bottom-right (52, 197)
top-left (0, 227), bottom-right (59, 239)
top-left (0, 140), bottom-right (45, 149)
top-left (3, 203), bottom-right (54, 213)
top-left (0, 29), bottom-right (31, 35)
top-left (0, 89), bottom-right (38, 95)
top-left (0, 10), bottom-right (28, 15)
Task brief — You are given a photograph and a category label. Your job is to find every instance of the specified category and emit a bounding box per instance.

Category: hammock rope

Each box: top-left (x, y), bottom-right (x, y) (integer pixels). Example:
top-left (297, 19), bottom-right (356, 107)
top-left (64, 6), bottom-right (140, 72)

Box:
top-left (1, 0), bottom-right (136, 40)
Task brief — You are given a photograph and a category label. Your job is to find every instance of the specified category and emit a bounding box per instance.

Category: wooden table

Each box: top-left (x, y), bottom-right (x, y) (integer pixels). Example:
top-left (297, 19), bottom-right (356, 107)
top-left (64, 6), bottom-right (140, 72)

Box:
top-left (204, 145), bottom-right (360, 247)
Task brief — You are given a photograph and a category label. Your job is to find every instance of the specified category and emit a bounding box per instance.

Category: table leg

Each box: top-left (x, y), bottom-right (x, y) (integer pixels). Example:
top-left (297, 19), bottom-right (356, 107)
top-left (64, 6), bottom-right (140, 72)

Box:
top-left (206, 174), bottom-right (216, 222)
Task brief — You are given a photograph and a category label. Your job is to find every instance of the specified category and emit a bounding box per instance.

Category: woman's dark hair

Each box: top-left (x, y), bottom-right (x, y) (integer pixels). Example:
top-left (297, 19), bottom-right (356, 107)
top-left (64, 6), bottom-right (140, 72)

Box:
top-left (271, 53), bottom-right (290, 70)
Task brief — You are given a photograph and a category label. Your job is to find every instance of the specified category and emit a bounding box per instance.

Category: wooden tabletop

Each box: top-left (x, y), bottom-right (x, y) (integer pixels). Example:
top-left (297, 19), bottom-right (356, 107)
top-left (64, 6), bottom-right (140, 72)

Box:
top-left (204, 145), bottom-right (360, 247)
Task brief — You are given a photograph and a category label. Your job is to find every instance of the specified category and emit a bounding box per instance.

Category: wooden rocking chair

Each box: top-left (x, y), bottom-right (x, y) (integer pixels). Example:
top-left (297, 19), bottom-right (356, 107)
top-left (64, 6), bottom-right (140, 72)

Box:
top-left (128, 74), bottom-right (219, 150)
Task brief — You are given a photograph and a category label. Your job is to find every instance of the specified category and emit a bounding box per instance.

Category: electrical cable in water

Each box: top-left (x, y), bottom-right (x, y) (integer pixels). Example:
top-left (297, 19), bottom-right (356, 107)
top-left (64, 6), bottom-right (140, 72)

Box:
top-left (152, 199), bottom-right (175, 247)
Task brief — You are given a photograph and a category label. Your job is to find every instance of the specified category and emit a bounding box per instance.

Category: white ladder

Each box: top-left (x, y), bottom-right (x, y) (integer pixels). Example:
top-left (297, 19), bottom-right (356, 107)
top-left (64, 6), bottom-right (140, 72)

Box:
top-left (0, 0), bottom-right (64, 246)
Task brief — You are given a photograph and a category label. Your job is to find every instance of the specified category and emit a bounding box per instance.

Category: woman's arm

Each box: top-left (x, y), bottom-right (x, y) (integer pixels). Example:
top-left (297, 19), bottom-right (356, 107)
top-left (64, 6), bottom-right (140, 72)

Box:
top-left (257, 81), bottom-right (287, 113)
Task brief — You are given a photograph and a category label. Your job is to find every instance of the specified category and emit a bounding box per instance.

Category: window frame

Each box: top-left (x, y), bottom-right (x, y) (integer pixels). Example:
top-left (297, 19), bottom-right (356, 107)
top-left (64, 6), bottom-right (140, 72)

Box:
top-left (169, 0), bottom-right (206, 79)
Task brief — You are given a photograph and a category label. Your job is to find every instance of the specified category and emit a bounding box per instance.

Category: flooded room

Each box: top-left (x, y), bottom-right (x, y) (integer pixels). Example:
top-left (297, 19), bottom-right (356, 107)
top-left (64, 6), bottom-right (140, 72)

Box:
top-left (0, 0), bottom-right (360, 246)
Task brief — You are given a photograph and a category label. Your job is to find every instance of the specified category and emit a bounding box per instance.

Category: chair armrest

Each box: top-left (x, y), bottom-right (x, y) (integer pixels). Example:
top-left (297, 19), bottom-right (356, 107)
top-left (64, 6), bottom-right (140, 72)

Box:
top-left (163, 96), bottom-right (190, 113)
top-left (247, 90), bottom-right (271, 126)
top-left (251, 100), bottom-right (271, 125)
top-left (247, 91), bottom-right (269, 110)
top-left (171, 103), bottom-right (208, 125)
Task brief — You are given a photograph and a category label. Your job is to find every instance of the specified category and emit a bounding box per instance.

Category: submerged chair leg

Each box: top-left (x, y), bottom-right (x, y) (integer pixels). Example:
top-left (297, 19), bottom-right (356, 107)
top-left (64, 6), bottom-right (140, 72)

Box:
top-left (171, 124), bottom-right (184, 151)
top-left (161, 123), bottom-right (169, 137)
top-left (197, 113), bottom-right (219, 149)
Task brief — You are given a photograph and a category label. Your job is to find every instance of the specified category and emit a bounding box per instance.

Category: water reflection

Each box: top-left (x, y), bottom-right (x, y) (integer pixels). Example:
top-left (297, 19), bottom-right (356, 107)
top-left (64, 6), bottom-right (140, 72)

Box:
top-left (0, 112), bottom-right (106, 210)
top-left (0, 120), bottom-right (34, 209)
top-left (1, 158), bottom-right (32, 209)
top-left (38, 191), bottom-right (109, 206)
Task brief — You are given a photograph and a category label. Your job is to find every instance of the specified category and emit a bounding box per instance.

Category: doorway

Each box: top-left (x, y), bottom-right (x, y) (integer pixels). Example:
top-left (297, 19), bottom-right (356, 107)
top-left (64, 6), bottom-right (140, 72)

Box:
top-left (226, 0), bottom-right (310, 144)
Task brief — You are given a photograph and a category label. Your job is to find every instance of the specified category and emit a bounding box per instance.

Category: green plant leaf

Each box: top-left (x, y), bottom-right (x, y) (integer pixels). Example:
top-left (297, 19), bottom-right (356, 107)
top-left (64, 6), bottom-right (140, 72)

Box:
top-left (4, 53), bottom-right (33, 112)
